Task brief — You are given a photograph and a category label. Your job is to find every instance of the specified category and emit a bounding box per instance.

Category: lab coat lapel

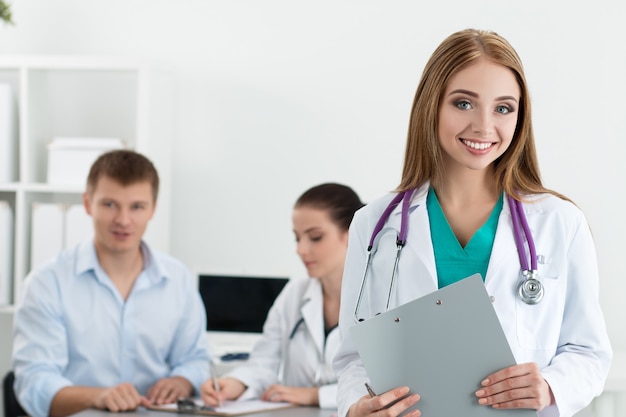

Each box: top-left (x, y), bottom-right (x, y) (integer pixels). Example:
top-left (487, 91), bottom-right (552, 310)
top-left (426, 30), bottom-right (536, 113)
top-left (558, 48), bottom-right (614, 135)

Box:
top-left (301, 280), bottom-right (324, 357)
top-left (485, 196), bottom-right (544, 285)
top-left (388, 186), bottom-right (438, 290)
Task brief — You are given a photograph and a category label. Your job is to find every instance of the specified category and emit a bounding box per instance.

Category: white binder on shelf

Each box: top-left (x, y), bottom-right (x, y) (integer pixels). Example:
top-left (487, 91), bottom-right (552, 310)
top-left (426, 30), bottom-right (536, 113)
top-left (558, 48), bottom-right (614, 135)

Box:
top-left (0, 83), bottom-right (17, 183)
top-left (30, 203), bottom-right (94, 271)
top-left (30, 203), bottom-right (64, 270)
top-left (0, 201), bottom-right (13, 305)
top-left (47, 137), bottom-right (125, 186)
top-left (64, 204), bottom-right (92, 249)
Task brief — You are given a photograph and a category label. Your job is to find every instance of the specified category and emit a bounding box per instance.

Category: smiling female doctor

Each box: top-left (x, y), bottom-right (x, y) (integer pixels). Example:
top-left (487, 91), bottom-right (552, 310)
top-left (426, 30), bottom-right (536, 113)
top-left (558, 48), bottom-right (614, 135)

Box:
top-left (333, 29), bottom-right (612, 417)
top-left (202, 183), bottom-right (364, 409)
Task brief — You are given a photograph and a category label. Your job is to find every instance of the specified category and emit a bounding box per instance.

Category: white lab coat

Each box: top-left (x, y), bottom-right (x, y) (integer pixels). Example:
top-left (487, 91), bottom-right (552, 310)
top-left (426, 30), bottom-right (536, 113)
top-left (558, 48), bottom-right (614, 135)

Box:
top-left (227, 277), bottom-right (339, 409)
top-left (334, 185), bottom-right (612, 417)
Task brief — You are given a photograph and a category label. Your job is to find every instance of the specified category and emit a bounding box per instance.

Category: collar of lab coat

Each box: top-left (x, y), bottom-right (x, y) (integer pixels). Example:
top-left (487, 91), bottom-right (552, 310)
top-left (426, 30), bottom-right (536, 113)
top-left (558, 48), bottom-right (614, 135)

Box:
top-left (383, 184), bottom-right (547, 288)
top-left (386, 183), bottom-right (429, 218)
top-left (383, 184), bottom-right (437, 286)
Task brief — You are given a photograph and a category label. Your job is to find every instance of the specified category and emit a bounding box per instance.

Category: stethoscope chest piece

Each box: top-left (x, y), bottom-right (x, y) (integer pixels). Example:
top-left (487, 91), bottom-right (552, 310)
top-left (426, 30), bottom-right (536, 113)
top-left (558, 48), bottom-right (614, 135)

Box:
top-left (518, 271), bottom-right (544, 305)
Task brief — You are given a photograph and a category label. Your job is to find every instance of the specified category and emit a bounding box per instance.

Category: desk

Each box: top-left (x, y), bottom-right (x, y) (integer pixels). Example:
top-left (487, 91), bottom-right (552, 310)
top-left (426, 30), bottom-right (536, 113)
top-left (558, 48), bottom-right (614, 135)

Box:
top-left (66, 351), bottom-right (626, 417)
top-left (71, 406), bottom-right (337, 417)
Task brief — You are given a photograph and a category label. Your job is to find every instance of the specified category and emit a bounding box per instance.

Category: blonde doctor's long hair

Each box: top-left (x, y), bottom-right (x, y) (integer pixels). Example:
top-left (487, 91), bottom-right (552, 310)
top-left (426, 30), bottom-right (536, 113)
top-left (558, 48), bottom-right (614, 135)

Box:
top-left (397, 28), bottom-right (566, 202)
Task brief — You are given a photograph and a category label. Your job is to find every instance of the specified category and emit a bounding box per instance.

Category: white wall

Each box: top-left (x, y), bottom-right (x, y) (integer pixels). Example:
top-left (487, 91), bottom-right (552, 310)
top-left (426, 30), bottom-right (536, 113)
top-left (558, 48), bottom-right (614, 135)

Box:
top-left (1, 1), bottom-right (624, 354)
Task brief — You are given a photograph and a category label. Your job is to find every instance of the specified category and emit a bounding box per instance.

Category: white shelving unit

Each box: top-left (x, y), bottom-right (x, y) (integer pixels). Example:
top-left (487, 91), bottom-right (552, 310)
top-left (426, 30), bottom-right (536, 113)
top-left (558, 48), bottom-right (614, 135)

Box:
top-left (0, 55), bottom-right (175, 307)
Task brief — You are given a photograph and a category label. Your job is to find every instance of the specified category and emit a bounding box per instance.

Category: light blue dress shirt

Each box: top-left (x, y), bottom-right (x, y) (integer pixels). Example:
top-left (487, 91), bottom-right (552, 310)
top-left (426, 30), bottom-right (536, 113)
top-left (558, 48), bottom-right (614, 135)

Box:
top-left (12, 240), bottom-right (211, 417)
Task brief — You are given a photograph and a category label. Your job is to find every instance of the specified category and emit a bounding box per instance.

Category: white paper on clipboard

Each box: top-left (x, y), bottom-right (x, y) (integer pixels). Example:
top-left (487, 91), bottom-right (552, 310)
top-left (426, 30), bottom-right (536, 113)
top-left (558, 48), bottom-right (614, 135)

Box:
top-left (350, 274), bottom-right (535, 416)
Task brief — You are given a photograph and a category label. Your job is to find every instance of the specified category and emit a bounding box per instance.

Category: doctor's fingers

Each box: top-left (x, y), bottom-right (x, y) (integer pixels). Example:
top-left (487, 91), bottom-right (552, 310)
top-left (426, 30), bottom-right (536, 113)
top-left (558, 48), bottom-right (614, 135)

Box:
top-left (476, 379), bottom-right (552, 411)
top-left (201, 378), bottom-right (244, 406)
top-left (349, 388), bottom-right (420, 417)
top-left (476, 373), bottom-right (552, 410)
top-left (262, 386), bottom-right (318, 406)
top-left (200, 380), bottom-right (219, 406)
top-left (260, 384), bottom-right (286, 402)
top-left (479, 362), bottom-right (541, 387)
top-left (219, 377), bottom-right (247, 399)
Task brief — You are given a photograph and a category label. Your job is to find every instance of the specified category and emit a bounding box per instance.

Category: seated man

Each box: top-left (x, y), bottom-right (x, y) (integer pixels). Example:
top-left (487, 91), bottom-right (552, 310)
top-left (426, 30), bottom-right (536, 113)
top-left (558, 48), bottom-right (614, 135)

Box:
top-left (12, 150), bottom-right (211, 417)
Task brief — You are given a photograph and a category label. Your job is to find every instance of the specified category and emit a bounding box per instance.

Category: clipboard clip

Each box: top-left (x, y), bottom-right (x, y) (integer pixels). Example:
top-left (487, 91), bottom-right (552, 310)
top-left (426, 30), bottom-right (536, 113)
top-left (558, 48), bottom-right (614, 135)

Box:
top-left (176, 398), bottom-right (215, 413)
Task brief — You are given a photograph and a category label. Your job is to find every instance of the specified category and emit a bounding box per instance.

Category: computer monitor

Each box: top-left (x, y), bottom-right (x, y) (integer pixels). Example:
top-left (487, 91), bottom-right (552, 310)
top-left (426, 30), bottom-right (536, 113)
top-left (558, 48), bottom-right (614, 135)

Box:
top-left (198, 273), bottom-right (289, 356)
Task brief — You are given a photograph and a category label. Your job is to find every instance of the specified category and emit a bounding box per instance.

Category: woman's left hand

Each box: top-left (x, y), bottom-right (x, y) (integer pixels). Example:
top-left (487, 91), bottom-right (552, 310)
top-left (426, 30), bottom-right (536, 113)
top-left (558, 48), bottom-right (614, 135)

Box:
top-left (475, 362), bottom-right (554, 411)
top-left (261, 384), bottom-right (319, 406)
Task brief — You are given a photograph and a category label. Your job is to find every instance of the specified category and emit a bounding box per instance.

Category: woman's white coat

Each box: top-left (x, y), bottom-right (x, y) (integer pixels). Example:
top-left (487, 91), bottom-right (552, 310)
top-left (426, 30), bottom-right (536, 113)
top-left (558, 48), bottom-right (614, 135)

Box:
top-left (227, 277), bottom-right (339, 409)
top-left (334, 185), bottom-right (612, 417)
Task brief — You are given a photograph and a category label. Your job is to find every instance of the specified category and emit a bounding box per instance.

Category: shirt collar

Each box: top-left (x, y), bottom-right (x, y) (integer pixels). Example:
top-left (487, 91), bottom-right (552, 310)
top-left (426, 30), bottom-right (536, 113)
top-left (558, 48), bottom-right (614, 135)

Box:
top-left (75, 240), bottom-right (169, 285)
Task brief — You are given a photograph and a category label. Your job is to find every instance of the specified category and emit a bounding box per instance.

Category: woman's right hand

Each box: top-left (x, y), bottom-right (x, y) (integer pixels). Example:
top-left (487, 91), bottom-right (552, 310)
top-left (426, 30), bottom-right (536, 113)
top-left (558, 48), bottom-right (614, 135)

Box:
top-left (348, 386), bottom-right (421, 417)
top-left (200, 377), bottom-right (247, 407)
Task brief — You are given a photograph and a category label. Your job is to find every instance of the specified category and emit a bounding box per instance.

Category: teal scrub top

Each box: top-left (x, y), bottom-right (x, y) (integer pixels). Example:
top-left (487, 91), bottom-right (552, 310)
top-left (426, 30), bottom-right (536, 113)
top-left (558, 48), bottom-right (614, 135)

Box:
top-left (426, 188), bottom-right (503, 288)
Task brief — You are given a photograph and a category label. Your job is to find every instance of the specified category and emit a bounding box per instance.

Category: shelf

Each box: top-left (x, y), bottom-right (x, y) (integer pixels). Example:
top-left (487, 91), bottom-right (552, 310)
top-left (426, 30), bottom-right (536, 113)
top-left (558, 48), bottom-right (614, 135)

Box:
top-left (0, 183), bottom-right (19, 192)
top-left (0, 55), bottom-right (174, 306)
top-left (0, 183), bottom-right (84, 193)
top-left (0, 55), bottom-right (152, 70)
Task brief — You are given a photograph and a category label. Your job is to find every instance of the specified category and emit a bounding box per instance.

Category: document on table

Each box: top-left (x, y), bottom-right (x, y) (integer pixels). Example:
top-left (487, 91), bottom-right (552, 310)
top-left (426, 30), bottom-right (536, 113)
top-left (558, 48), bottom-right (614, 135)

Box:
top-left (350, 274), bottom-right (535, 416)
top-left (148, 398), bottom-right (293, 416)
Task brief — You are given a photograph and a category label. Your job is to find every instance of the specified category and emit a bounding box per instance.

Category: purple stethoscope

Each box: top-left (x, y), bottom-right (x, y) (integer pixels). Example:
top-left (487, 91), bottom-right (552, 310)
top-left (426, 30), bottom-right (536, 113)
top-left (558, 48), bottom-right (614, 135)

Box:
top-left (353, 189), bottom-right (542, 323)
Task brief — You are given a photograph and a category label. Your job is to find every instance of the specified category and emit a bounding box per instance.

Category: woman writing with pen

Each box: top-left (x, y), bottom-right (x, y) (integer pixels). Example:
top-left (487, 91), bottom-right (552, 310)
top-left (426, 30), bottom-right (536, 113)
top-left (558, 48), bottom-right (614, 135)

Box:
top-left (200, 183), bottom-right (364, 409)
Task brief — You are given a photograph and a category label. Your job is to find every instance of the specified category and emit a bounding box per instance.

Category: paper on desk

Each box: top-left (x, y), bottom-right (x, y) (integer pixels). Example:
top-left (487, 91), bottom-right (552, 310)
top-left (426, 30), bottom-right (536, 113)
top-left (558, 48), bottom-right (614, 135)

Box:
top-left (350, 274), bottom-right (535, 416)
top-left (149, 398), bottom-right (293, 416)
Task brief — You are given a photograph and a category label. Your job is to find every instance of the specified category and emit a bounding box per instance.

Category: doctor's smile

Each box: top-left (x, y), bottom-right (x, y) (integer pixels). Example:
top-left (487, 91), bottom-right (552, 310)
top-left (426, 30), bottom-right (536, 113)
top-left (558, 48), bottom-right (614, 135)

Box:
top-left (460, 139), bottom-right (496, 151)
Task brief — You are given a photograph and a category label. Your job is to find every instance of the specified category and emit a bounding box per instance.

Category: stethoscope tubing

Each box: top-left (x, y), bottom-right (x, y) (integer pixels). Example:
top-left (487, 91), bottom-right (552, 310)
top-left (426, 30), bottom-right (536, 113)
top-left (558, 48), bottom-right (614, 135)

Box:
top-left (354, 190), bottom-right (414, 323)
top-left (508, 195), bottom-right (537, 272)
top-left (353, 190), bottom-right (542, 323)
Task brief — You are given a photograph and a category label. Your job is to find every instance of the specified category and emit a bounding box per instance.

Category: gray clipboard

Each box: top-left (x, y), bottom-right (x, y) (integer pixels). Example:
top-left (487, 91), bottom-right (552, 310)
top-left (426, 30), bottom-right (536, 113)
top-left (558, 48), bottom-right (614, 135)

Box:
top-left (350, 274), bottom-right (535, 416)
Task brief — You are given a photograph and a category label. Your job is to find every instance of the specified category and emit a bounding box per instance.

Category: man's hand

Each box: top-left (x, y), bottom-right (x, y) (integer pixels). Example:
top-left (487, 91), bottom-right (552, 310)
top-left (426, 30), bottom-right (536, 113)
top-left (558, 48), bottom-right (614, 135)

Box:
top-left (146, 376), bottom-right (194, 405)
top-left (92, 383), bottom-right (151, 412)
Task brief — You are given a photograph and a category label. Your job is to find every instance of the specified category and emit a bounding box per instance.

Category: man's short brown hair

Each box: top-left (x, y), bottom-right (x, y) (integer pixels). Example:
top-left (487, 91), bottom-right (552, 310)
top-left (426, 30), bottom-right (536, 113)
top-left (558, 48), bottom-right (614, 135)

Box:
top-left (86, 150), bottom-right (160, 201)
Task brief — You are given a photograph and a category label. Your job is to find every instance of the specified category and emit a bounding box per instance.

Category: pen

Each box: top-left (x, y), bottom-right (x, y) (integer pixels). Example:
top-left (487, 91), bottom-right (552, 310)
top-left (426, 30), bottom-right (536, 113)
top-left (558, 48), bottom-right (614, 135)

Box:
top-left (209, 360), bottom-right (223, 407)
top-left (364, 382), bottom-right (377, 397)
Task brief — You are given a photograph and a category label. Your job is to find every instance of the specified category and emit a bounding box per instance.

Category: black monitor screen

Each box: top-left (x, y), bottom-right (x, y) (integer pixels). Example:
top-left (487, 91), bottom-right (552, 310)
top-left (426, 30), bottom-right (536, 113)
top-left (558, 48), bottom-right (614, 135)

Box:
top-left (198, 274), bottom-right (289, 333)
